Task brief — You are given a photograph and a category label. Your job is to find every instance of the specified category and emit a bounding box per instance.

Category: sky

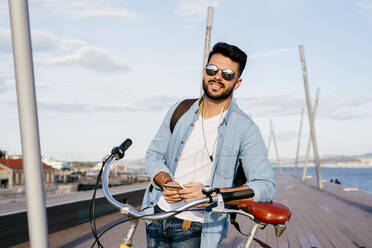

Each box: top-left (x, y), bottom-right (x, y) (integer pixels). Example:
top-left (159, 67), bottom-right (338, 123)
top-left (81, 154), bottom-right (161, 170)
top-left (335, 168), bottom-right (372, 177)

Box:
top-left (0, 0), bottom-right (371, 162)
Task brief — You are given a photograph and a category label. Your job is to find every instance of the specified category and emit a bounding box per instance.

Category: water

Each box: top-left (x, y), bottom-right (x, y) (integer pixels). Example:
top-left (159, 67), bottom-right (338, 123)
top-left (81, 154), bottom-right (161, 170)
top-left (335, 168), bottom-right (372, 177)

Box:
top-left (273, 167), bottom-right (372, 193)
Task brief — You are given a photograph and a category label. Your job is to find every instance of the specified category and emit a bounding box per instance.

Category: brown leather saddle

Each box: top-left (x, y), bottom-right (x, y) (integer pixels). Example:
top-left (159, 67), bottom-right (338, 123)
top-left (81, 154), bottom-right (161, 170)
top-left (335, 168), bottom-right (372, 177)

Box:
top-left (238, 200), bottom-right (291, 224)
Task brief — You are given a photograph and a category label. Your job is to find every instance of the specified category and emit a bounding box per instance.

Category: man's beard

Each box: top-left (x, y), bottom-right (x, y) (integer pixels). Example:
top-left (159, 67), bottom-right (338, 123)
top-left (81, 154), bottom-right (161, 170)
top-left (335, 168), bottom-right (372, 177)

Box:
top-left (202, 79), bottom-right (236, 101)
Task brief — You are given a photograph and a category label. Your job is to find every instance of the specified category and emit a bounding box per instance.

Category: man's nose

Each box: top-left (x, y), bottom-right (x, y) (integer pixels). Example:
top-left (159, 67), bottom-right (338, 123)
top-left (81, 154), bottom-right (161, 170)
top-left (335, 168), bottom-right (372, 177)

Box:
top-left (214, 69), bottom-right (223, 80)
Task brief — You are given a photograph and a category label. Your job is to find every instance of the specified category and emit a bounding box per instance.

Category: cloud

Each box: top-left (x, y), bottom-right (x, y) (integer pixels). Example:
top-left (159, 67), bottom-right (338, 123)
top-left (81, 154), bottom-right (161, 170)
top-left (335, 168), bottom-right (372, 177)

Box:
top-left (0, 68), bottom-right (13, 92)
top-left (238, 94), bottom-right (304, 117)
top-left (31, 30), bottom-right (86, 52)
top-left (0, 29), bottom-right (86, 55)
top-left (0, 73), bottom-right (69, 94)
top-left (276, 131), bottom-right (297, 142)
top-left (249, 48), bottom-right (292, 59)
top-left (355, 0), bottom-right (372, 11)
top-left (0, 68), bottom-right (11, 78)
top-left (317, 95), bottom-right (372, 120)
top-left (175, 0), bottom-right (219, 21)
top-left (30, 0), bottom-right (139, 20)
top-left (35, 95), bottom-right (181, 113)
top-left (237, 94), bottom-right (372, 120)
top-left (36, 45), bottom-right (130, 73)
top-left (1, 29), bottom-right (131, 74)
top-left (0, 98), bottom-right (14, 107)
top-left (0, 68), bottom-right (60, 93)
top-left (271, 0), bottom-right (298, 7)
top-left (0, 79), bottom-right (14, 93)
top-left (76, 8), bottom-right (138, 19)
top-left (0, 30), bottom-right (11, 54)
top-left (0, 1), bottom-right (7, 12)
top-left (355, 0), bottom-right (372, 23)
top-left (135, 95), bottom-right (181, 111)
top-left (36, 81), bottom-right (71, 90)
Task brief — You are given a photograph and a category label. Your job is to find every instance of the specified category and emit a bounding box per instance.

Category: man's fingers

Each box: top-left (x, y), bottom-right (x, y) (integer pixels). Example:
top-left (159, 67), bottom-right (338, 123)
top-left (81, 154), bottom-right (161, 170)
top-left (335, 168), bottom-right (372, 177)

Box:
top-left (164, 197), bottom-right (181, 202)
top-left (179, 192), bottom-right (197, 201)
top-left (165, 181), bottom-right (181, 187)
top-left (179, 192), bottom-right (190, 198)
top-left (166, 194), bottom-right (181, 199)
top-left (163, 189), bottom-right (179, 196)
top-left (164, 193), bottom-right (181, 199)
top-left (181, 182), bottom-right (203, 194)
top-left (164, 195), bottom-right (182, 203)
top-left (183, 182), bottom-right (202, 188)
top-left (163, 189), bottom-right (182, 202)
top-left (163, 181), bottom-right (204, 203)
top-left (178, 188), bottom-right (193, 194)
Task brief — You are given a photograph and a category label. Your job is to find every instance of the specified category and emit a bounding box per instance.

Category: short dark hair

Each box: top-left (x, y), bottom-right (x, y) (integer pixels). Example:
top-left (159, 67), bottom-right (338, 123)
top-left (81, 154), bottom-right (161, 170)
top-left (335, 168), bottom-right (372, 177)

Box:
top-left (207, 42), bottom-right (247, 77)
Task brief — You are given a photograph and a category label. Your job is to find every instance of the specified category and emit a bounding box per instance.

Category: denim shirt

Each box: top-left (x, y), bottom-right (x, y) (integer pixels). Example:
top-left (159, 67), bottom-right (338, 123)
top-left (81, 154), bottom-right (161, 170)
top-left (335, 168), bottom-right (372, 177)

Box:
top-left (142, 98), bottom-right (276, 248)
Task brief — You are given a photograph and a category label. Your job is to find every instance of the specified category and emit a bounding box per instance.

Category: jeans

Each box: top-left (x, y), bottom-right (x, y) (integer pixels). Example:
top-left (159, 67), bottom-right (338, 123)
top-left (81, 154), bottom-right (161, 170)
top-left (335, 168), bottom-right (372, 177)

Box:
top-left (146, 205), bottom-right (202, 248)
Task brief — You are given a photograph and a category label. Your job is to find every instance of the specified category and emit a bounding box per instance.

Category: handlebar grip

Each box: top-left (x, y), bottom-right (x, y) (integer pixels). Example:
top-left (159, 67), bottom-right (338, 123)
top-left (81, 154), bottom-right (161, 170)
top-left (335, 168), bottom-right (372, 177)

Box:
top-left (111, 138), bottom-right (132, 159)
top-left (119, 139), bottom-right (132, 152)
top-left (221, 189), bottom-right (255, 202)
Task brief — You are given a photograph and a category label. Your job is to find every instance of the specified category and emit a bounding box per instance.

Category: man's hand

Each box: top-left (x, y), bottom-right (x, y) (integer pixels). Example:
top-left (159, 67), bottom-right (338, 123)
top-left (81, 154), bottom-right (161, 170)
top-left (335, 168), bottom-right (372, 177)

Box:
top-left (153, 172), bottom-right (172, 189)
top-left (153, 172), bottom-right (183, 203)
top-left (178, 182), bottom-right (204, 203)
top-left (163, 181), bottom-right (182, 203)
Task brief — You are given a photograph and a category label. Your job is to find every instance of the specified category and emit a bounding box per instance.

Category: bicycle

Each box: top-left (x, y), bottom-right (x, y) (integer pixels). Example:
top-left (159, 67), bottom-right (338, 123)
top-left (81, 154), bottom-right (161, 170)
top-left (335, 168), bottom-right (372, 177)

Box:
top-left (94, 139), bottom-right (291, 248)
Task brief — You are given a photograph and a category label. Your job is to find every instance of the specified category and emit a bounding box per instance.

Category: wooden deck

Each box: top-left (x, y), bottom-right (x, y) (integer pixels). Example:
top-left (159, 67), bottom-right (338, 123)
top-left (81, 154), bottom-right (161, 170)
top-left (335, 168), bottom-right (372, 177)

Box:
top-left (12, 174), bottom-right (372, 248)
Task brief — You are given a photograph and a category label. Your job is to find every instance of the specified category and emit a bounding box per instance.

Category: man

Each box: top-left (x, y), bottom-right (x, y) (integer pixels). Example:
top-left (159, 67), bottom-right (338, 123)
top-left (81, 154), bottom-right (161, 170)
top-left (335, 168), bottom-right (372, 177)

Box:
top-left (142, 42), bottom-right (276, 248)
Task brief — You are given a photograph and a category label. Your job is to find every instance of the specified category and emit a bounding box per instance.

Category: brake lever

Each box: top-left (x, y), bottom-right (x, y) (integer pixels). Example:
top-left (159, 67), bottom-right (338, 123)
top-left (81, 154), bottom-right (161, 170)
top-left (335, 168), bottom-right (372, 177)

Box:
top-left (211, 194), bottom-right (255, 220)
top-left (213, 194), bottom-right (225, 212)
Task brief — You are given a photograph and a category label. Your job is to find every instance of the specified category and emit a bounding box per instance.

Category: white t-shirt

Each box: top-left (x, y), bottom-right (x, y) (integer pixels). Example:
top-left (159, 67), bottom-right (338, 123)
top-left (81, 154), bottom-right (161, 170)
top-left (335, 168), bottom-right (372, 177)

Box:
top-left (157, 111), bottom-right (226, 223)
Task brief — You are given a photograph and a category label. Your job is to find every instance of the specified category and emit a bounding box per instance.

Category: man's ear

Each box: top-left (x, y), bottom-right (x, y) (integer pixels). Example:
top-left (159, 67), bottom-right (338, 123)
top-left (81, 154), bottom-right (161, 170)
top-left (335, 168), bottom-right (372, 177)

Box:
top-left (234, 78), bottom-right (242, 90)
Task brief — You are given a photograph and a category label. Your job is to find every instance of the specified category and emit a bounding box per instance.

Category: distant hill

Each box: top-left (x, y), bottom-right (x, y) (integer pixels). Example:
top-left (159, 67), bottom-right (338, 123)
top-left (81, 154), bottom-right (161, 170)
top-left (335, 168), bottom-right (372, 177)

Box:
top-left (275, 152), bottom-right (372, 165)
top-left (319, 153), bottom-right (372, 161)
top-left (359, 153), bottom-right (372, 159)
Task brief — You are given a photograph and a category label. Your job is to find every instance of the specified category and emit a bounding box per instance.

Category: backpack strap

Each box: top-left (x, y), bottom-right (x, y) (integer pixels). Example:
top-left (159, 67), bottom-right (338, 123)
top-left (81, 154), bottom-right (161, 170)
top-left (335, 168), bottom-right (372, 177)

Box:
top-left (170, 98), bottom-right (198, 133)
top-left (233, 159), bottom-right (246, 187)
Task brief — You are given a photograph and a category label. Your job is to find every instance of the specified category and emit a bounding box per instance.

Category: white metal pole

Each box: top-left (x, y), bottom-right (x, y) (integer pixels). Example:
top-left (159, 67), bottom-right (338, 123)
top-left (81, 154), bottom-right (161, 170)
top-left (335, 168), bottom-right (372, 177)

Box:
top-left (200, 7), bottom-right (214, 96)
top-left (266, 126), bottom-right (272, 154)
top-left (270, 120), bottom-right (282, 174)
top-left (203, 7), bottom-right (214, 68)
top-left (302, 88), bottom-right (320, 181)
top-left (299, 45), bottom-right (323, 189)
top-left (294, 108), bottom-right (304, 175)
top-left (8, 0), bottom-right (49, 247)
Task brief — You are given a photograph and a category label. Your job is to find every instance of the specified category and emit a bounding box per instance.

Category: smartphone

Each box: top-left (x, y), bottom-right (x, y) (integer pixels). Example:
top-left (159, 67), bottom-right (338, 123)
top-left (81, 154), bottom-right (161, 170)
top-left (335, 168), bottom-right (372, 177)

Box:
top-left (164, 183), bottom-right (183, 191)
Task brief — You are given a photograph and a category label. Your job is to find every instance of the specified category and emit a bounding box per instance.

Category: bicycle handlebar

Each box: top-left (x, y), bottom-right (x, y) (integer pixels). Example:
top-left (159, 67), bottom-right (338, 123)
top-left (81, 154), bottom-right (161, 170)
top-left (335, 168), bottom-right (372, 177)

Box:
top-left (111, 138), bottom-right (132, 160)
top-left (98, 140), bottom-right (287, 248)
top-left (221, 189), bottom-right (254, 202)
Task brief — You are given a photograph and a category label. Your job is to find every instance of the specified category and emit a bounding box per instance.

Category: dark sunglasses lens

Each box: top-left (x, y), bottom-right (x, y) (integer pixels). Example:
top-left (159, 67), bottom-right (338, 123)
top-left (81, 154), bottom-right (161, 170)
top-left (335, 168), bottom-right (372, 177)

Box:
top-left (206, 65), bottom-right (218, 76)
top-left (222, 70), bottom-right (235, 81)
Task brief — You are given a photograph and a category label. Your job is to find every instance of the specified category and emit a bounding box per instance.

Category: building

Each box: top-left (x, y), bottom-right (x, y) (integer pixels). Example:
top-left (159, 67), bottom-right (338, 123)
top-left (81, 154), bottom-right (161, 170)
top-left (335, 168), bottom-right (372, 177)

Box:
top-left (0, 158), bottom-right (54, 188)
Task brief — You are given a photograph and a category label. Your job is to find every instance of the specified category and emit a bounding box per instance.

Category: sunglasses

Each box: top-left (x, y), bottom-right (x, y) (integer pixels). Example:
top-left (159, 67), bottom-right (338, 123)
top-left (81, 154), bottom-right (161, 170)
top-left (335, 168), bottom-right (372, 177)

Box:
top-left (205, 64), bottom-right (236, 81)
